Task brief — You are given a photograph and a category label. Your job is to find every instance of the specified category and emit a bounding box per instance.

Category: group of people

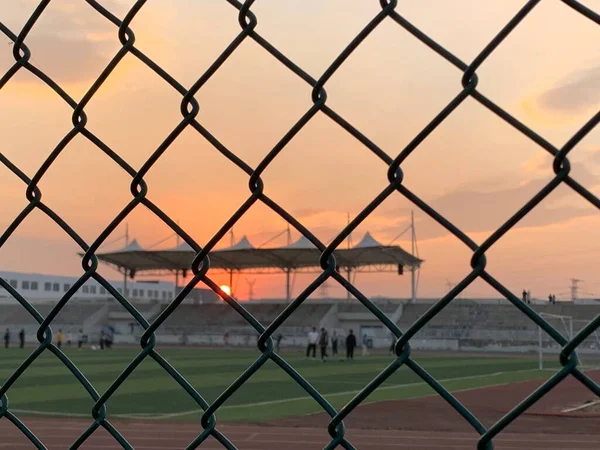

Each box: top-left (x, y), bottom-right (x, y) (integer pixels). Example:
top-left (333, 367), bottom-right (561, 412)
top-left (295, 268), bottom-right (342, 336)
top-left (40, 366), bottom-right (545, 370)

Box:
top-left (522, 290), bottom-right (558, 305)
top-left (3, 328), bottom-right (86, 349)
top-left (4, 328), bottom-right (25, 349)
top-left (306, 327), bottom-right (370, 361)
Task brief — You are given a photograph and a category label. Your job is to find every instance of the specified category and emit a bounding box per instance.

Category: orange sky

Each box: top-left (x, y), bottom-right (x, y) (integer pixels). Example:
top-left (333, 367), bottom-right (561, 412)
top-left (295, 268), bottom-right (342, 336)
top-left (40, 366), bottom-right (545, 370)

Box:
top-left (0, 0), bottom-right (598, 300)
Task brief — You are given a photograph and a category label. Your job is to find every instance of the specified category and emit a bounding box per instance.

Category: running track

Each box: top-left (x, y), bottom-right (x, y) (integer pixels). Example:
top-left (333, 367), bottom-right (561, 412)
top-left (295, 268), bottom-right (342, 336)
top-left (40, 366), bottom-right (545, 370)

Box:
top-left (2, 419), bottom-right (600, 449)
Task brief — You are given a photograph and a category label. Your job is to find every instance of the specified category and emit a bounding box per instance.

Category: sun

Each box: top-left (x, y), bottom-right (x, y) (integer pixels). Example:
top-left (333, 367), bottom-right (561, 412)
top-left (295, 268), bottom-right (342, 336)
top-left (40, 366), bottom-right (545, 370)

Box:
top-left (219, 285), bottom-right (231, 296)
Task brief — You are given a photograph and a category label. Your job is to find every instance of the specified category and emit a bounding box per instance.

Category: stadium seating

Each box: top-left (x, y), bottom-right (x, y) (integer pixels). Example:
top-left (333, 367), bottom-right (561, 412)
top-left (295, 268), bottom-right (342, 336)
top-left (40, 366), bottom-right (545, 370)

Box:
top-left (159, 302), bottom-right (333, 335)
top-left (338, 301), bottom-right (398, 314)
top-left (0, 302), bottom-right (105, 326)
top-left (2, 299), bottom-right (599, 349)
top-left (398, 300), bottom-right (600, 348)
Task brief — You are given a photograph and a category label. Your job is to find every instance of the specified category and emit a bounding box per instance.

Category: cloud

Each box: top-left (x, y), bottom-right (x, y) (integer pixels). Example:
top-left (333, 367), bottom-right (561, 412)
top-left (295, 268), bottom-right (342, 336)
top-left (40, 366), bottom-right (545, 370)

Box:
top-left (23, 34), bottom-right (116, 83)
top-left (537, 65), bottom-right (600, 114)
top-left (520, 152), bottom-right (553, 177)
top-left (3, 0), bottom-right (129, 85)
top-left (370, 162), bottom-right (598, 242)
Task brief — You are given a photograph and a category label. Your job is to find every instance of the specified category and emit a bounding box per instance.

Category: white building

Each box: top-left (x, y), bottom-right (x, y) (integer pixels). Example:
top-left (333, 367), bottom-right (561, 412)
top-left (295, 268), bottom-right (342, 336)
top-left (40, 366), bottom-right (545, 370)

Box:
top-left (0, 271), bottom-right (176, 304)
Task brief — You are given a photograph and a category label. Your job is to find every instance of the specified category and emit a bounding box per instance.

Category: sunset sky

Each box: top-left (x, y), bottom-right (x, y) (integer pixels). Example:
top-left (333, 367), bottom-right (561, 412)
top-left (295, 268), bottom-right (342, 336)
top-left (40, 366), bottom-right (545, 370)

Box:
top-left (0, 0), bottom-right (598, 301)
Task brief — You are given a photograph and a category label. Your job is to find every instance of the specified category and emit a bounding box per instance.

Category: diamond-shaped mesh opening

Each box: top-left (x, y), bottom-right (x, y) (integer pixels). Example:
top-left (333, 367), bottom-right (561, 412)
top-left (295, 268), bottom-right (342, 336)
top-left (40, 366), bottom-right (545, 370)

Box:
top-left (11, 0), bottom-right (123, 95)
top-left (0, 73), bottom-right (74, 175)
top-left (0, 1), bottom-right (598, 449)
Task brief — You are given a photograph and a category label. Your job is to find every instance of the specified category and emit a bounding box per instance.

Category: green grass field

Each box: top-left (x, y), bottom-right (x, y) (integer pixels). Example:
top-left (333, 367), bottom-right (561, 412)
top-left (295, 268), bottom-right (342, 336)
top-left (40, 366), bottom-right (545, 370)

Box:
top-left (0, 348), bottom-right (557, 422)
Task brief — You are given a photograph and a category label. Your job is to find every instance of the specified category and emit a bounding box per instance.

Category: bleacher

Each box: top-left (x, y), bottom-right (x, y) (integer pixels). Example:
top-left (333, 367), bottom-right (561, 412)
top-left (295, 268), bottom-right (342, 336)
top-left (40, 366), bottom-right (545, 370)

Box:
top-left (2, 299), bottom-right (598, 349)
top-left (159, 302), bottom-right (332, 335)
top-left (398, 300), bottom-right (600, 348)
top-left (338, 301), bottom-right (399, 314)
top-left (0, 302), bottom-right (104, 326)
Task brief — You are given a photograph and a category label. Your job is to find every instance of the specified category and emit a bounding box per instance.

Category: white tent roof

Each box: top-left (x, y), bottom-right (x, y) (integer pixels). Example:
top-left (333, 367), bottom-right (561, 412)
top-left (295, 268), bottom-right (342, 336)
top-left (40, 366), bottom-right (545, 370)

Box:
top-left (95, 232), bottom-right (422, 273)
top-left (354, 232), bottom-right (384, 248)
top-left (116, 239), bottom-right (143, 252)
top-left (219, 236), bottom-right (254, 251)
top-left (283, 236), bottom-right (316, 249)
top-left (171, 241), bottom-right (195, 252)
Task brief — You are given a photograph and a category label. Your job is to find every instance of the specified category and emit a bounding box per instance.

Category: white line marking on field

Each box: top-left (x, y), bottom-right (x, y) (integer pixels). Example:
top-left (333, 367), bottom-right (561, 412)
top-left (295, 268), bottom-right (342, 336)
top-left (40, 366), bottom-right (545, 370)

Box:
top-left (245, 432), bottom-right (258, 441)
top-left (10, 368), bottom-right (555, 421)
top-left (561, 399), bottom-right (600, 413)
top-left (9, 409), bottom-right (90, 418)
top-left (116, 368), bottom-right (548, 420)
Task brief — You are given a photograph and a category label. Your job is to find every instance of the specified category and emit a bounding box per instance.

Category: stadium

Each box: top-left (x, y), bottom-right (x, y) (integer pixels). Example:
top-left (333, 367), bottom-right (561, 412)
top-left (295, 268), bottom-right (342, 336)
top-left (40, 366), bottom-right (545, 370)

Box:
top-left (1, 1), bottom-right (599, 449)
top-left (2, 242), bottom-right (600, 448)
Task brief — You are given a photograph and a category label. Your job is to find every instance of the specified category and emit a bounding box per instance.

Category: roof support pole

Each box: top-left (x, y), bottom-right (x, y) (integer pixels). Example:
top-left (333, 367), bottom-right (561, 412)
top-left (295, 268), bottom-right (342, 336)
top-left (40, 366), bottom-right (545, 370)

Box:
top-left (175, 269), bottom-right (179, 300)
top-left (285, 269), bottom-right (291, 302)
top-left (410, 210), bottom-right (417, 304)
top-left (411, 266), bottom-right (416, 304)
top-left (123, 269), bottom-right (128, 298)
top-left (346, 267), bottom-right (352, 301)
top-left (229, 269), bottom-right (234, 297)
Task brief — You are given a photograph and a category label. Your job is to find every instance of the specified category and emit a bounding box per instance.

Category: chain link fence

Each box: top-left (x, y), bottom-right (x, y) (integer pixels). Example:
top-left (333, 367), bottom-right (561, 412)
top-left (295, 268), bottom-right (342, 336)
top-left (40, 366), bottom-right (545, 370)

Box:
top-left (1, 0), bottom-right (599, 449)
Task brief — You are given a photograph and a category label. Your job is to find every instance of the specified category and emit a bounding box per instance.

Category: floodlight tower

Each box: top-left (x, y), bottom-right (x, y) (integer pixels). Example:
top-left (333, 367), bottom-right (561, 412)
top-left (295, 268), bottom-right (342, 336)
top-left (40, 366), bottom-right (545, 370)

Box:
top-left (571, 279), bottom-right (582, 302)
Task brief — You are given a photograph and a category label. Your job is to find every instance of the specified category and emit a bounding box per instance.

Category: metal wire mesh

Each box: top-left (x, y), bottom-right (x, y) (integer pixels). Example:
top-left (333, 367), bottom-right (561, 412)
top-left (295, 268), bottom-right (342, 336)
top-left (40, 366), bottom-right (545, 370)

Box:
top-left (0, 1), bottom-right (599, 449)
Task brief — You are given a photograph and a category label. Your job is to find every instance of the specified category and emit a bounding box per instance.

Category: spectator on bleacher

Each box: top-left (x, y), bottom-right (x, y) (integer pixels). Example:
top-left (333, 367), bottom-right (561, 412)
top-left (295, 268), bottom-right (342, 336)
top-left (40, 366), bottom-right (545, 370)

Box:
top-left (362, 333), bottom-right (369, 356)
top-left (548, 294), bottom-right (553, 305)
top-left (319, 328), bottom-right (329, 362)
top-left (331, 331), bottom-right (338, 357)
top-left (4, 328), bottom-right (10, 349)
top-left (345, 330), bottom-right (356, 360)
top-left (57, 329), bottom-right (63, 349)
top-left (19, 329), bottom-right (25, 349)
top-left (522, 290), bottom-right (528, 304)
top-left (306, 327), bottom-right (318, 359)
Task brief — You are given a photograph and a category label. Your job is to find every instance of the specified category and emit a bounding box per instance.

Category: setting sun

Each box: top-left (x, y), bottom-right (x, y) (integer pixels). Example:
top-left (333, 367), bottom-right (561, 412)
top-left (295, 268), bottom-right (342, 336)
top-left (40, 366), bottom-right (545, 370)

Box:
top-left (219, 285), bottom-right (231, 296)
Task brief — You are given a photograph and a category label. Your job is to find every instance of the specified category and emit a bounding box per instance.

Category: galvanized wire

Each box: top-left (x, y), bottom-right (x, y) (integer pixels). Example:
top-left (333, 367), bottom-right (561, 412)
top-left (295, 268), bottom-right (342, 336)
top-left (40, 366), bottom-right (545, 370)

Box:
top-left (0, 0), bottom-right (599, 449)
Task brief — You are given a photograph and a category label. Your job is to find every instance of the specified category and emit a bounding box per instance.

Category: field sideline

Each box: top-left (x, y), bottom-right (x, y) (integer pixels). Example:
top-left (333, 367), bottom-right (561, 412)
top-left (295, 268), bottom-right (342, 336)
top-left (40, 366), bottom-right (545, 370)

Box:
top-left (0, 347), bottom-right (560, 422)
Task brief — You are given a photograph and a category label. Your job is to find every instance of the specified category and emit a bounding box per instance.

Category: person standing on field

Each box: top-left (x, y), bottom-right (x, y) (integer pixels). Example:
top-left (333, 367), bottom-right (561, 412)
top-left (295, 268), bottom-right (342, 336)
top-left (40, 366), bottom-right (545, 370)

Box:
top-left (4, 328), bottom-right (10, 349)
top-left (306, 327), bottom-right (318, 359)
top-left (77, 329), bottom-right (84, 349)
top-left (319, 328), bottom-right (329, 362)
top-left (275, 333), bottom-right (285, 353)
top-left (331, 331), bottom-right (338, 357)
top-left (57, 329), bottom-right (63, 349)
top-left (345, 329), bottom-right (357, 360)
top-left (362, 333), bottom-right (369, 356)
top-left (223, 332), bottom-right (230, 348)
top-left (19, 329), bottom-right (25, 349)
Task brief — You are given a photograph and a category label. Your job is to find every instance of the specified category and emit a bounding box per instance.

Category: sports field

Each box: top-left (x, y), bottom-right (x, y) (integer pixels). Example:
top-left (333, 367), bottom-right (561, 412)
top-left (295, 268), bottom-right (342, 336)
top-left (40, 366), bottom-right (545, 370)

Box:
top-left (0, 347), bottom-right (558, 422)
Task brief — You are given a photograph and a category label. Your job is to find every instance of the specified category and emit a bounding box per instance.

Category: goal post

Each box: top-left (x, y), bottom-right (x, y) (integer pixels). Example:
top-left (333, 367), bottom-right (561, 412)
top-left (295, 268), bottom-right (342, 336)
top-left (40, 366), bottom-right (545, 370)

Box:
top-left (538, 312), bottom-right (600, 372)
top-left (538, 312), bottom-right (574, 371)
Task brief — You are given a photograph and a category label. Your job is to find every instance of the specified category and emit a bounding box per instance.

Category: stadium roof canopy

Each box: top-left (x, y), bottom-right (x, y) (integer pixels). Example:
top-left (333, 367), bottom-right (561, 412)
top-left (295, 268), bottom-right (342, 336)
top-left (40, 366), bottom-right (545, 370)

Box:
top-left (95, 232), bottom-right (422, 275)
